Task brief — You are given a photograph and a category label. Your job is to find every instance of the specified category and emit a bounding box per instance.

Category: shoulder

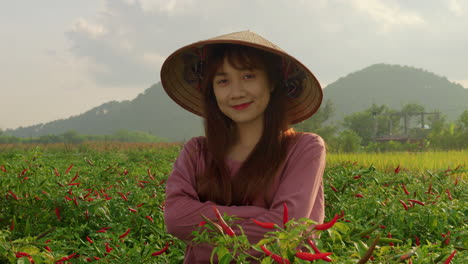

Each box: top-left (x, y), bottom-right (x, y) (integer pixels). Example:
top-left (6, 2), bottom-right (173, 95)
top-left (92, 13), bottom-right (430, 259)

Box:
top-left (179, 136), bottom-right (207, 160)
top-left (291, 132), bottom-right (326, 152)
top-left (182, 136), bottom-right (206, 151)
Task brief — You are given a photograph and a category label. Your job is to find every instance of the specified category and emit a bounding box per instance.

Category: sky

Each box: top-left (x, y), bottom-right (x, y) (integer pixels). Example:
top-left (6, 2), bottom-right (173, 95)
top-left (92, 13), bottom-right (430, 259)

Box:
top-left (1, 0), bottom-right (467, 130)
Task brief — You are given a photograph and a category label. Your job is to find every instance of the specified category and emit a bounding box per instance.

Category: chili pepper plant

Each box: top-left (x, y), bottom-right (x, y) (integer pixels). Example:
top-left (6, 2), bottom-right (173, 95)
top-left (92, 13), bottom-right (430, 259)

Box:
top-left (0, 144), bottom-right (466, 263)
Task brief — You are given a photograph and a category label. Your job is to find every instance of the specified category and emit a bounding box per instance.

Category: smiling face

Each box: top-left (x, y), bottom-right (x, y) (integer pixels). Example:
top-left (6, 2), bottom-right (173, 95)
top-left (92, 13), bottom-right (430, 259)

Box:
top-left (212, 57), bottom-right (272, 126)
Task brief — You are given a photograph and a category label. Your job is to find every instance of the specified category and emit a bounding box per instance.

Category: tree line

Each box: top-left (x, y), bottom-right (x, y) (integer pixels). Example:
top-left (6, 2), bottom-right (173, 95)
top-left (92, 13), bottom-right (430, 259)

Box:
top-left (0, 129), bottom-right (166, 144)
top-left (1, 102), bottom-right (466, 152)
top-left (293, 100), bottom-right (468, 152)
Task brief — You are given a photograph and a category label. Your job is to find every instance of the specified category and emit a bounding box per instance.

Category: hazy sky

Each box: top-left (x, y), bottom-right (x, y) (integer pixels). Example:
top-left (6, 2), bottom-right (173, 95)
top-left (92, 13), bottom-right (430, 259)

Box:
top-left (1, 0), bottom-right (467, 130)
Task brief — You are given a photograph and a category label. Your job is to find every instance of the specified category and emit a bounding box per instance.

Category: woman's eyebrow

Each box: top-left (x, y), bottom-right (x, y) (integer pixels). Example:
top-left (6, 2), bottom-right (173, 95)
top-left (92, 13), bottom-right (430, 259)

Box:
top-left (214, 72), bottom-right (227, 77)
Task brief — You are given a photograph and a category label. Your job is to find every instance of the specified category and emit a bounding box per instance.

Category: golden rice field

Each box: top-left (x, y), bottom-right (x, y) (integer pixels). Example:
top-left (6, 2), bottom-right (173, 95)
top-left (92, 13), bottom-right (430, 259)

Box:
top-left (0, 142), bottom-right (466, 175)
top-left (327, 150), bottom-right (467, 174)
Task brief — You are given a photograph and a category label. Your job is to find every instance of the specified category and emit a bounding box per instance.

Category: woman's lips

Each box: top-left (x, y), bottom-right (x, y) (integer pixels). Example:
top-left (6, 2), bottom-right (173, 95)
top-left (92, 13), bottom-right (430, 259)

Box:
top-left (232, 102), bottom-right (252, 110)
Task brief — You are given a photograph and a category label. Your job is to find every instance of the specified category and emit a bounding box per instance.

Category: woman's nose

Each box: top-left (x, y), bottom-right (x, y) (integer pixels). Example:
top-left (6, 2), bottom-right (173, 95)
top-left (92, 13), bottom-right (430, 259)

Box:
top-left (229, 79), bottom-right (246, 98)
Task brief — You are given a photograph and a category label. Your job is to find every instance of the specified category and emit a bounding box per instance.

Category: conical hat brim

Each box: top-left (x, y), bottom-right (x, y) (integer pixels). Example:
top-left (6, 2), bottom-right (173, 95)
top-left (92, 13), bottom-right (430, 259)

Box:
top-left (160, 30), bottom-right (323, 124)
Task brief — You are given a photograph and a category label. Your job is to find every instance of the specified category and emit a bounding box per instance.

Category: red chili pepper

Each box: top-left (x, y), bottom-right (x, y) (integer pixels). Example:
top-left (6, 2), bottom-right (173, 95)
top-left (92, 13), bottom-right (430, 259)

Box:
top-left (354, 174), bottom-right (362, 179)
top-left (128, 207), bottom-right (137, 212)
top-left (329, 183), bottom-right (338, 192)
top-left (70, 173), bottom-right (79, 183)
top-left (315, 214), bottom-right (340, 230)
top-left (105, 243), bottom-right (113, 253)
top-left (65, 163), bottom-right (74, 174)
top-left (399, 199), bottom-right (409, 211)
top-left (7, 190), bottom-right (19, 200)
top-left (296, 251), bottom-right (333, 261)
top-left (260, 245), bottom-right (290, 264)
top-left (394, 165), bottom-right (401, 174)
top-left (64, 196), bottom-right (73, 201)
top-left (57, 252), bottom-right (77, 261)
top-left (408, 199), bottom-right (425, 206)
top-left (137, 203), bottom-right (144, 207)
top-left (443, 231), bottom-right (451, 245)
top-left (86, 236), bottom-right (94, 243)
top-left (55, 207), bottom-right (61, 221)
top-left (146, 215), bottom-right (154, 223)
top-left (68, 182), bottom-right (81, 186)
top-left (283, 202), bottom-right (289, 228)
top-left (355, 193), bottom-right (364, 198)
top-left (119, 228), bottom-right (131, 239)
top-left (85, 209), bottom-right (89, 220)
top-left (10, 219), bottom-right (15, 231)
top-left (252, 219), bottom-right (276, 229)
top-left (147, 168), bottom-right (155, 180)
top-left (83, 190), bottom-right (93, 199)
top-left (445, 189), bottom-right (453, 200)
top-left (388, 232), bottom-right (394, 246)
top-left (425, 183), bottom-right (433, 194)
top-left (307, 239), bottom-right (332, 262)
top-left (401, 184), bottom-right (410, 195)
top-left (16, 252), bottom-right (31, 258)
top-left (86, 159), bottom-right (94, 166)
top-left (271, 254), bottom-right (290, 264)
top-left (199, 221), bottom-right (206, 226)
top-left (16, 252), bottom-right (35, 263)
top-left (444, 250), bottom-right (456, 264)
top-left (212, 206), bottom-right (235, 236)
top-left (20, 168), bottom-right (28, 176)
top-left (151, 242), bottom-right (170, 256)
top-left (0, 165), bottom-right (6, 172)
top-left (54, 168), bottom-right (60, 176)
top-left (45, 245), bottom-right (52, 252)
top-left (117, 192), bottom-right (128, 201)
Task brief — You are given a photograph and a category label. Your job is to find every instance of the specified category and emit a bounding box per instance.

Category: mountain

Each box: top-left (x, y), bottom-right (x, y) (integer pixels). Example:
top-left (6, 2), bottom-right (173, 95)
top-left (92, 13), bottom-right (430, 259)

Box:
top-left (323, 64), bottom-right (468, 123)
top-left (7, 83), bottom-right (204, 142)
top-left (6, 64), bottom-right (467, 142)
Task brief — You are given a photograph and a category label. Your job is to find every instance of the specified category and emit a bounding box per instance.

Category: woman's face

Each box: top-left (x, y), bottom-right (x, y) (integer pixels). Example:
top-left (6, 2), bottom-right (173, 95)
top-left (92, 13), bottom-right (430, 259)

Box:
top-left (212, 57), bottom-right (272, 126)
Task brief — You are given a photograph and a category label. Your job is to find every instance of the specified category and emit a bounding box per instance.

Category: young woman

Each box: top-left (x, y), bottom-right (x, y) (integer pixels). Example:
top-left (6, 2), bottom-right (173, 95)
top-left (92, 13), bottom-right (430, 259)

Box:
top-left (160, 31), bottom-right (325, 263)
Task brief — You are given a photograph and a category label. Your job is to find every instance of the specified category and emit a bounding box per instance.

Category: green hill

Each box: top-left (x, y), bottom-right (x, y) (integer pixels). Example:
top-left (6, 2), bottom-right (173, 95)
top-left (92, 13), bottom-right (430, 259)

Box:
top-left (6, 64), bottom-right (467, 142)
top-left (323, 64), bottom-right (467, 123)
top-left (7, 83), bottom-right (204, 142)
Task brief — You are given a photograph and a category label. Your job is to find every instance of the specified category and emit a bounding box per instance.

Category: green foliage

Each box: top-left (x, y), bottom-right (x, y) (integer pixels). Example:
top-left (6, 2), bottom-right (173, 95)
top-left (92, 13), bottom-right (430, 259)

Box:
top-left (0, 146), bottom-right (466, 263)
top-left (0, 130), bottom-right (166, 144)
top-left (190, 162), bottom-right (467, 263)
top-left (336, 130), bottom-right (362, 153)
top-left (293, 99), bottom-right (338, 142)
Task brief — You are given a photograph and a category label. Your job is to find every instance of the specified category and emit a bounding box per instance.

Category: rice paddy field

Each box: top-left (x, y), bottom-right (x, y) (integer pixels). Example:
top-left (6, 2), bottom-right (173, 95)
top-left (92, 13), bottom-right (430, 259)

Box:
top-left (0, 142), bottom-right (466, 263)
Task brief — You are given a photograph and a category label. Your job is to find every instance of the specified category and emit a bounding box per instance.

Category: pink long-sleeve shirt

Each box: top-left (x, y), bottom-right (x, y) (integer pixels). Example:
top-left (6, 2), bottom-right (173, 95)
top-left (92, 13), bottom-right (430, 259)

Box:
top-left (164, 132), bottom-right (326, 263)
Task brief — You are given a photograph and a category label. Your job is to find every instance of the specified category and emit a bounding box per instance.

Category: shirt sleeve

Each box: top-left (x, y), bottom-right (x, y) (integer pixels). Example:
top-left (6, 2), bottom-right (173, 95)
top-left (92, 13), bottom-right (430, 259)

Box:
top-left (164, 137), bottom-right (269, 241)
top-left (234, 133), bottom-right (326, 244)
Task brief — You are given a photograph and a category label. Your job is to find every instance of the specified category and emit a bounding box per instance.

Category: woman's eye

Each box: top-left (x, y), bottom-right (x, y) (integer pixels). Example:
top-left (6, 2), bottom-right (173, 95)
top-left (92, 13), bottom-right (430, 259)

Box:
top-left (244, 73), bottom-right (255, 79)
top-left (216, 79), bottom-right (228, 85)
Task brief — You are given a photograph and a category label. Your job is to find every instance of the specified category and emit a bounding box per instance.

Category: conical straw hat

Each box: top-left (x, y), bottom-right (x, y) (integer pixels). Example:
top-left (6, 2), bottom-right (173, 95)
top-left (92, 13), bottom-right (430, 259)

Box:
top-left (160, 30), bottom-right (322, 124)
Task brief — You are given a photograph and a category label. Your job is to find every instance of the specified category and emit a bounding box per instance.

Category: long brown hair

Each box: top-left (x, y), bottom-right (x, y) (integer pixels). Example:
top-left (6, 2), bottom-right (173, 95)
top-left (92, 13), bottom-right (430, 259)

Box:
top-left (196, 44), bottom-right (296, 206)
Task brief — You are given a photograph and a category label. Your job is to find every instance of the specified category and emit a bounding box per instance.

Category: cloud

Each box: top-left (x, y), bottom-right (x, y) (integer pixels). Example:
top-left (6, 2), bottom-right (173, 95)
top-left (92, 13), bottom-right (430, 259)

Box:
top-left (72, 18), bottom-right (107, 38)
top-left (64, 0), bottom-right (468, 89)
top-left (350, 0), bottom-right (425, 32)
top-left (448, 0), bottom-right (463, 16)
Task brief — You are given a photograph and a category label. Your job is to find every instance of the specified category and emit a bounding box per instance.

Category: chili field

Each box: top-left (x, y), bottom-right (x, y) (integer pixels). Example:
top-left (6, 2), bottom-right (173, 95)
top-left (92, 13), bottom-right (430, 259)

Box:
top-left (0, 143), bottom-right (466, 263)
